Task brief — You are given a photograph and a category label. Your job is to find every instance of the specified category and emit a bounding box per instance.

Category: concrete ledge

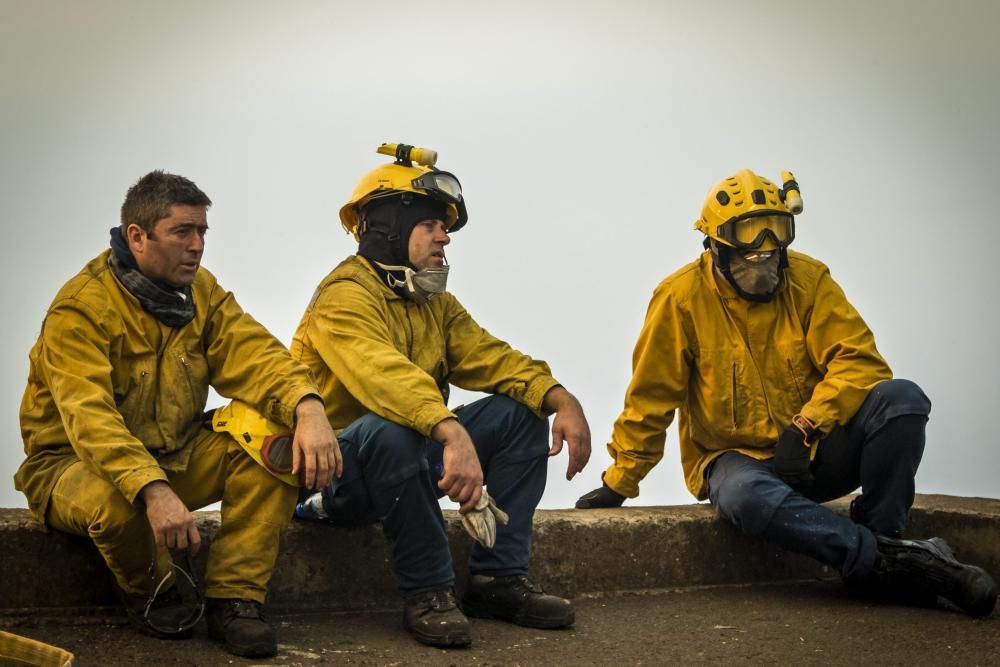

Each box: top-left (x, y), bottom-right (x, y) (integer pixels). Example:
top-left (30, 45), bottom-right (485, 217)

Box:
top-left (2, 494), bottom-right (998, 615)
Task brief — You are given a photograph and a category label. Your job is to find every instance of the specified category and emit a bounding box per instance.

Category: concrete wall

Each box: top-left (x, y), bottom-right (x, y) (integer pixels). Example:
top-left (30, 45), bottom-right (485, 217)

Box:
top-left (2, 494), bottom-right (997, 616)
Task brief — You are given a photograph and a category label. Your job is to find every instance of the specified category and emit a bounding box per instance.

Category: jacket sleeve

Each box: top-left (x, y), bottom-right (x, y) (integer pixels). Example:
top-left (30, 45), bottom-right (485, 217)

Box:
top-left (797, 267), bottom-right (893, 434)
top-left (443, 295), bottom-right (559, 418)
top-left (305, 281), bottom-right (455, 436)
top-left (202, 283), bottom-right (319, 429)
top-left (39, 299), bottom-right (167, 503)
top-left (603, 284), bottom-right (692, 498)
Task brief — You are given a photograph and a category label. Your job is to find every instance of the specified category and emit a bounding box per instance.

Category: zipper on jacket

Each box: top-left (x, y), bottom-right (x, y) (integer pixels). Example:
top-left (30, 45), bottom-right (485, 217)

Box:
top-left (787, 359), bottom-right (806, 404)
top-left (731, 362), bottom-right (738, 429)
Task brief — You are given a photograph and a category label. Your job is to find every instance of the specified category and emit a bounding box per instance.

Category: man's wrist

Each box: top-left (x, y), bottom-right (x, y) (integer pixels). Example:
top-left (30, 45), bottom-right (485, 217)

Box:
top-left (139, 480), bottom-right (171, 504)
top-left (295, 395), bottom-right (325, 420)
top-left (432, 417), bottom-right (465, 446)
top-left (543, 385), bottom-right (572, 412)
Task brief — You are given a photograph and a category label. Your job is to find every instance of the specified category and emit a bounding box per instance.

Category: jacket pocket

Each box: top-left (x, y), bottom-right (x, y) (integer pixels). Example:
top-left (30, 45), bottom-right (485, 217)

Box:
top-left (115, 368), bottom-right (150, 434)
top-left (115, 369), bottom-right (148, 411)
top-left (731, 362), bottom-right (739, 429)
top-left (176, 351), bottom-right (209, 419)
top-left (787, 358), bottom-right (806, 405)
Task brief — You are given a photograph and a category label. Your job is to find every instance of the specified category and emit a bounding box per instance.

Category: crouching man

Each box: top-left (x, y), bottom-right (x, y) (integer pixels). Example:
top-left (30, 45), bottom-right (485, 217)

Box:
top-left (15, 171), bottom-right (341, 657)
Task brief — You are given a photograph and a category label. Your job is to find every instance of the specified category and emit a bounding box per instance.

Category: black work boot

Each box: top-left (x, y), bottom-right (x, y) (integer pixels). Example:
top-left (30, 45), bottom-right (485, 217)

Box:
top-left (876, 535), bottom-right (997, 617)
top-left (462, 574), bottom-right (574, 628)
top-left (120, 586), bottom-right (195, 640)
top-left (206, 598), bottom-right (278, 658)
top-left (402, 588), bottom-right (471, 647)
top-left (575, 484), bottom-right (626, 509)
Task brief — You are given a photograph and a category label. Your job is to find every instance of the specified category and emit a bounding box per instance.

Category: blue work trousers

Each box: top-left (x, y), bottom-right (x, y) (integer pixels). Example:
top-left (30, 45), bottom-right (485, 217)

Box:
top-left (313, 395), bottom-right (549, 594)
top-left (705, 379), bottom-right (931, 580)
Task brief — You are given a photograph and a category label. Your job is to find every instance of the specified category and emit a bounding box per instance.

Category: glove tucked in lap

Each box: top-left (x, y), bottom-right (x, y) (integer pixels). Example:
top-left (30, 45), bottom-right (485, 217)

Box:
top-left (773, 414), bottom-right (822, 494)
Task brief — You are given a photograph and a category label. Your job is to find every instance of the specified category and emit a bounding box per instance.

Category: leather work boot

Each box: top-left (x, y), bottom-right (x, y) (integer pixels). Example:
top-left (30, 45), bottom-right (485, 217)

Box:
top-left (206, 598), bottom-right (278, 658)
top-left (876, 535), bottom-right (997, 617)
top-left (462, 574), bottom-right (575, 628)
top-left (120, 586), bottom-right (194, 640)
top-left (402, 588), bottom-right (471, 648)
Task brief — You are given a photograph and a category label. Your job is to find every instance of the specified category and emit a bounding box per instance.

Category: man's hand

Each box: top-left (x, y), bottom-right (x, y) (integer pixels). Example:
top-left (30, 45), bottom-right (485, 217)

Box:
top-left (543, 386), bottom-right (592, 480)
top-left (293, 397), bottom-right (341, 490)
top-left (432, 418), bottom-right (484, 514)
top-left (141, 481), bottom-right (200, 554)
top-left (774, 420), bottom-right (816, 494)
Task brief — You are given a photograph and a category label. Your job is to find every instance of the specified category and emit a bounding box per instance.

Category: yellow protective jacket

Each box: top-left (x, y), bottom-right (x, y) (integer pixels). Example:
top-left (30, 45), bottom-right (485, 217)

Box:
top-left (16, 250), bottom-right (320, 522)
top-left (290, 255), bottom-right (559, 434)
top-left (604, 249), bottom-right (892, 501)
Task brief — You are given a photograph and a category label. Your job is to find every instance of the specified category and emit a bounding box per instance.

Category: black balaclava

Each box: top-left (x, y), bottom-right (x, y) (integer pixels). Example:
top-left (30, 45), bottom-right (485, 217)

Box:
top-left (357, 194), bottom-right (449, 269)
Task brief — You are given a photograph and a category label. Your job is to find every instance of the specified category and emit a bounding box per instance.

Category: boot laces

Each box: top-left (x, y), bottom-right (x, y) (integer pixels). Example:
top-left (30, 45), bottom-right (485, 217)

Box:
top-left (228, 599), bottom-right (266, 621)
top-left (409, 589), bottom-right (458, 613)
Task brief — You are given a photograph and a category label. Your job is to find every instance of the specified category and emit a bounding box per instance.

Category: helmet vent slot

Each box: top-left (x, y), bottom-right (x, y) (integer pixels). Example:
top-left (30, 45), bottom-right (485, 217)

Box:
top-left (751, 189), bottom-right (766, 204)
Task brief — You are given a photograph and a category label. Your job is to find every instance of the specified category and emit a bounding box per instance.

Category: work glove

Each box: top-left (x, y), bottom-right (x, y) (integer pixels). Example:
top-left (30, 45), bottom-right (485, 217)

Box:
top-left (774, 414), bottom-right (821, 494)
top-left (460, 489), bottom-right (509, 549)
top-left (575, 484), bottom-right (626, 509)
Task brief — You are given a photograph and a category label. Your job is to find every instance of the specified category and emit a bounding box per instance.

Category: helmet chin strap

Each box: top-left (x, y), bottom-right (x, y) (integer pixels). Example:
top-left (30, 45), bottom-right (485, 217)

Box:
top-left (705, 238), bottom-right (787, 303)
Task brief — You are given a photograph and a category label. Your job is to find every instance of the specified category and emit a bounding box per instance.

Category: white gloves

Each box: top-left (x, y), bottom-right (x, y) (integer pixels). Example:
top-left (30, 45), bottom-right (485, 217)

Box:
top-left (460, 488), bottom-right (509, 549)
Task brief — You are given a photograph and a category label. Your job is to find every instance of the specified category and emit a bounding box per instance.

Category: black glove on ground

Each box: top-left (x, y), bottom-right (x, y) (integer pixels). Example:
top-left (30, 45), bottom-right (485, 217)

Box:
top-left (575, 484), bottom-right (626, 509)
top-left (774, 424), bottom-right (814, 493)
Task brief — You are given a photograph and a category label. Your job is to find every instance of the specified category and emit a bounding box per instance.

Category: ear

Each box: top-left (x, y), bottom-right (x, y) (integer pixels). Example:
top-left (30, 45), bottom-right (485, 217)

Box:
top-left (125, 224), bottom-right (147, 254)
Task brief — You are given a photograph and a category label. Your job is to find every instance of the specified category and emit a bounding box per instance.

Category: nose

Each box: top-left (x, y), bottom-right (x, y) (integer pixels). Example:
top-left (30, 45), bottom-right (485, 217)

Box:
top-left (435, 224), bottom-right (451, 245)
top-left (190, 234), bottom-right (205, 256)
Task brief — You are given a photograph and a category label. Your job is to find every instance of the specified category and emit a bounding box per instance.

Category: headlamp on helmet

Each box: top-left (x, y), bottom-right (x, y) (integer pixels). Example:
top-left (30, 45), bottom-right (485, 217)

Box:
top-left (695, 169), bottom-right (804, 252)
top-left (340, 143), bottom-right (468, 241)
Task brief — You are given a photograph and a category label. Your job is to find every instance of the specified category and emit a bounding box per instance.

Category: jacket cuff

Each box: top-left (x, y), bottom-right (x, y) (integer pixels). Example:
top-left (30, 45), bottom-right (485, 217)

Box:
top-left (269, 383), bottom-right (323, 429)
top-left (120, 466), bottom-right (170, 505)
top-left (601, 465), bottom-right (640, 499)
top-left (798, 404), bottom-right (835, 437)
top-left (524, 376), bottom-right (562, 418)
top-left (414, 403), bottom-right (458, 438)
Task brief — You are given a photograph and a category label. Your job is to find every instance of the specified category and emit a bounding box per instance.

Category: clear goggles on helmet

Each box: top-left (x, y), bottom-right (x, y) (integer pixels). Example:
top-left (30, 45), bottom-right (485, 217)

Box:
top-left (716, 213), bottom-right (795, 250)
top-left (411, 171), bottom-right (463, 204)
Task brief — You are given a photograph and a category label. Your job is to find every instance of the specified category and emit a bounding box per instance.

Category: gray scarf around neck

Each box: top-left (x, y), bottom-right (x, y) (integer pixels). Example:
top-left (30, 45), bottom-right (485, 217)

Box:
top-left (108, 227), bottom-right (195, 328)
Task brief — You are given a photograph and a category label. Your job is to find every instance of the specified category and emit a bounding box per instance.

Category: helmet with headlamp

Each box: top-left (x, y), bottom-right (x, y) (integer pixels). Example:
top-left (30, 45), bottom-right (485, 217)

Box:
top-left (339, 143), bottom-right (467, 242)
top-left (695, 169), bottom-right (802, 252)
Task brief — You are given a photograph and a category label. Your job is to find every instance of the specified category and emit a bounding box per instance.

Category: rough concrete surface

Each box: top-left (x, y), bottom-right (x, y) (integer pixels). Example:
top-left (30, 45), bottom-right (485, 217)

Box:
top-left (4, 494), bottom-right (998, 616)
top-left (4, 582), bottom-right (998, 666)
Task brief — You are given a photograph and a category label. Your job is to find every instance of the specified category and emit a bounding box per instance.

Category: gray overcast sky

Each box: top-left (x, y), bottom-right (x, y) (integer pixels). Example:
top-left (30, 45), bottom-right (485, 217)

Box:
top-left (2, 1), bottom-right (998, 510)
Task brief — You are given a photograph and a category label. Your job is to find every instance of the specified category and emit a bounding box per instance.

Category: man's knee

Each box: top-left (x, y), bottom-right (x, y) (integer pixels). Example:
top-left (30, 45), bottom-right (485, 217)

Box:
top-left (343, 413), bottom-right (429, 489)
top-left (879, 379), bottom-right (931, 413)
top-left (350, 414), bottom-right (424, 456)
top-left (870, 379), bottom-right (931, 419)
top-left (848, 379), bottom-right (931, 443)
top-left (477, 395), bottom-right (548, 459)
top-left (49, 465), bottom-right (143, 538)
